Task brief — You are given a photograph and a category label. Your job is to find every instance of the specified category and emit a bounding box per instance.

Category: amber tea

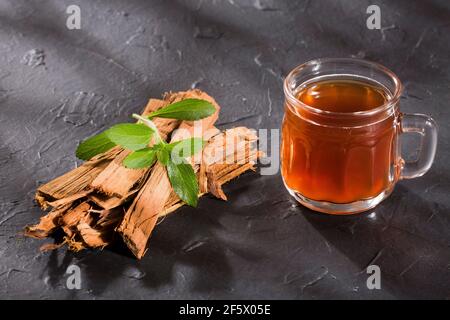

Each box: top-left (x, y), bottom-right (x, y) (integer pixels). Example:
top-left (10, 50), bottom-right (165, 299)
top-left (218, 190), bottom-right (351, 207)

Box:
top-left (282, 78), bottom-right (399, 206)
top-left (282, 58), bottom-right (437, 214)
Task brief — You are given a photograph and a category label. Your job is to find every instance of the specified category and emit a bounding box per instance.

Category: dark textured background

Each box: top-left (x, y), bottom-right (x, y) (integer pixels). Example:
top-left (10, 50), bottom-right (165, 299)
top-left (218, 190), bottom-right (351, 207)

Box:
top-left (0, 0), bottom-right (449, 299)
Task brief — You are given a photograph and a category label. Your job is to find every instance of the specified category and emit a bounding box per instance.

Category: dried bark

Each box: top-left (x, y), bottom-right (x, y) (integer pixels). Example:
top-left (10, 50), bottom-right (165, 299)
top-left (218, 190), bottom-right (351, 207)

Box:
top-left (24, 204), bottom-right (72, 238)
top-left (25, 90), bottom-right (261, 259)
top-left (35, 147), bottom-right (121, 209)
top-left (59, 202), bottom-right (91, 238)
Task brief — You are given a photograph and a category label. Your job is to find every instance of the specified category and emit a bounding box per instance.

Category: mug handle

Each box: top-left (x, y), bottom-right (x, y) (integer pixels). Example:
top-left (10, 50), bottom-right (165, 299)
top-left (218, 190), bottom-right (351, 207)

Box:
top-left (399, 113), bottom-right (438, 179)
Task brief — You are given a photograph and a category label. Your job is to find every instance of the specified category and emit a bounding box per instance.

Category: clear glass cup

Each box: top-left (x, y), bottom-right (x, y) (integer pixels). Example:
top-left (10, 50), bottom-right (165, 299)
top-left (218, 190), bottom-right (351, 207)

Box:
top-left (281, 58), bottom-right (438, 214)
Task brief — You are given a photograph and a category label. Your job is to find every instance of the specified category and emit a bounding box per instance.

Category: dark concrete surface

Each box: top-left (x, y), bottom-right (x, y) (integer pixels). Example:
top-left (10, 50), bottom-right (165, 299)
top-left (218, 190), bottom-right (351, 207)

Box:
top-left (0, 0), bottom-right (449, 299)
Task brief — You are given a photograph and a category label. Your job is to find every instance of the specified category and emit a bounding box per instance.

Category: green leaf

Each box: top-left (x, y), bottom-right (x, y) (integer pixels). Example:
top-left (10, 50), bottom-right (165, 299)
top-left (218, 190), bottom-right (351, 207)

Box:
top-left (166, 159), bottom-right (199, 207)
top-left (76, 132), bottom-right (116, 161)
top-left (105, 123), bottom-right (153, 151)
top-left (122, 148), bottom-right (157, 169)
top-left (168, 138), bottom-right (205, 163)
top-left (156, 148), bottom-right (170, 166)
top-left (147, 99), bottom-right (216, 121)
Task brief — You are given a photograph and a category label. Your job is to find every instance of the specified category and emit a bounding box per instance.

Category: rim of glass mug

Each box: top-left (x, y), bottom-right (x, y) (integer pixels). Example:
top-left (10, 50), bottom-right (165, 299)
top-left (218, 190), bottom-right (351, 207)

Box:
top-left (283, 58), bottom-right (403, 127)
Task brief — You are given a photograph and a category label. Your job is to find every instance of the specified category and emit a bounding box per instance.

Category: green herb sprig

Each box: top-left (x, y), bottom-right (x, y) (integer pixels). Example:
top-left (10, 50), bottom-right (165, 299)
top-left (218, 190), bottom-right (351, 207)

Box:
top-left (75, 98), bottom-right (216, 207)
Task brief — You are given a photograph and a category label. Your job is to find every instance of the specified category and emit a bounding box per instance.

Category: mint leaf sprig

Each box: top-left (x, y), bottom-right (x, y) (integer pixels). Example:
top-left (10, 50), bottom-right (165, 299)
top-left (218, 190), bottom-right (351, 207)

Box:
top-left (75, 98), bottom-right (216, 207)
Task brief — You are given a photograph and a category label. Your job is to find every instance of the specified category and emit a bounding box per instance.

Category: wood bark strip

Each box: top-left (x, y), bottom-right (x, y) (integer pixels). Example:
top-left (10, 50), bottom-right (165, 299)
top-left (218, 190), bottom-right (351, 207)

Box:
top-left (95, 208), bottom-right (124, 229)
top-left (46, 189), bottom-right (93, 208)
top-left (35, 146), bottom-right (122, 209)
top-left (70, 208), bottom-right (123, 249)
top-left (77, 223), bottom-right (109, 248)
top-left (117, 165), bottom-right (171, 258)
top-left (24, 204), bottom-right (72, 238)
top-left (206, 170), bottom-right (228, 200)
top-left (59, 202), bottom-right (91, 238)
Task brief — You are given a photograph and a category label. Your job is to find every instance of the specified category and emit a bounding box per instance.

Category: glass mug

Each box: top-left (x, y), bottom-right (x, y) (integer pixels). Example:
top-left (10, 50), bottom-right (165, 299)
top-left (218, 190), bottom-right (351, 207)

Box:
top-left (281, 58), bottom-right (437, 214)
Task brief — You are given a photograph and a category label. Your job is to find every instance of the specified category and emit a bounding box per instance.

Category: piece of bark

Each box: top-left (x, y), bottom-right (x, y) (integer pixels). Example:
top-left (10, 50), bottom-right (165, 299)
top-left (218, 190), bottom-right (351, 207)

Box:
top-left (95, 208), bottom-right (124, 229)
top-left (202, 127), bottom-right (259, 199)
top-left (206, 170), bottom-right (228, 200)
top-left (198, 158), bottom-right (208, 194)
top-left (202, 127), bottom-right (258, 166)
top-left (77, 223), bottom-right (109, 248)
top-left (193, 126), bottom-right (221, 194)
top-left (88, 169), bottom-right (149, 209)
top-left (35, 147), bottom-right (122, 209)
top-left (117, 165), bottom-right (171, 258)
top-left (46, 189), bottom-right (93, 208)
top-left (118, 89), bottom-right (221, 259)
top-left (59, 202), bottom-right (91, 238)
top-left (24, 204), bottom-right (72, 239)
top-left (218, 162), bottom-right (256, 184)
top-left (89, 193), bottom-right (125, 210)
top-left (62, 208), bottom-right (123, 250)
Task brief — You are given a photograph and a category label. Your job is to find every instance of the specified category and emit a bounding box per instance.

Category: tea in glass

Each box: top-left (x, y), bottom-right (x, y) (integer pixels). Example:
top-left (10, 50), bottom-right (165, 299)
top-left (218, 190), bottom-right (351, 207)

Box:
top-left (281, 58), bottom-right (437, 214)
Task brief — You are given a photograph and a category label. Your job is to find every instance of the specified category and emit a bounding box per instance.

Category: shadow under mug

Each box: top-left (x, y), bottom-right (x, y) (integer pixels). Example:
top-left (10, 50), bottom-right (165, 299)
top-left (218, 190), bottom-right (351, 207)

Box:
top-left (281, 58), bottom-right (437, 214)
